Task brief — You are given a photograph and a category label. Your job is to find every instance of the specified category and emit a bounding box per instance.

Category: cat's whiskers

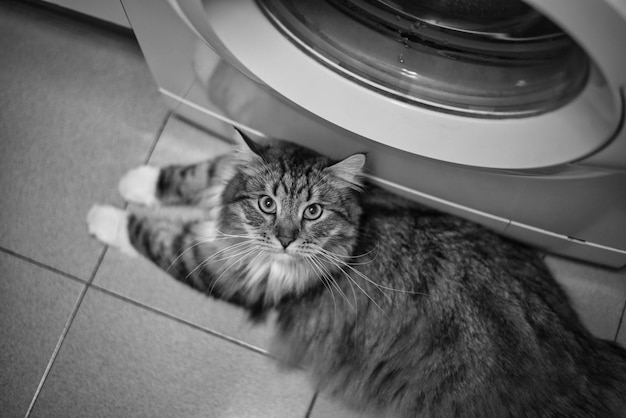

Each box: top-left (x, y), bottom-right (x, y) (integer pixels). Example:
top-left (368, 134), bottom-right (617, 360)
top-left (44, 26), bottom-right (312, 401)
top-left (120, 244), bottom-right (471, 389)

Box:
top-left (307, 244), bottom-right (396, 322)
top-left (179, 238), bottom-right (253, 277)
top-left (325, 253), bottom-right (394, 303)
top-left (314, 251), bottom-right (364, 347)
top-left (296, 245), bottom-right (348, 298)
top-left (310, 253), bottom-right (360, 338)
top-left (207, 243), bottom-right (261, 298)
top-left (166, 238), bottom-right (205, 273)
top-left (202, 239), bottom-right (259, 264)
top-left (306, 250), bottom-right (364, 337)
top-left (308, 253), bottom-right (355, 311)
top-left (186, 238), bottom-right (257, 282)
top-left (166, 228), bottom-right (259, 273)
top-left (303, 256), bottom-right (339, 322)
top-left (180, 228), bottom-right (262, 277)
top-left (329, 242), bottom-right (380, 264)
top-left (324, 252), bottom-right (391, 320)
top-left (166, 233), bottom-right (231, 273)
top-left (306, 253), bottom-right (352, 313)
top-left (317, 246), bottom-right (429, 298)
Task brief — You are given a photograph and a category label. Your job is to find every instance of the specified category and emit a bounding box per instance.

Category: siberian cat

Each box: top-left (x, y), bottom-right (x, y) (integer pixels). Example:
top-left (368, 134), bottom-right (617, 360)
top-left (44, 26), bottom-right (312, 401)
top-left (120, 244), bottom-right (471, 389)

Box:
top-left (88, 130), bottom-right (626, 417)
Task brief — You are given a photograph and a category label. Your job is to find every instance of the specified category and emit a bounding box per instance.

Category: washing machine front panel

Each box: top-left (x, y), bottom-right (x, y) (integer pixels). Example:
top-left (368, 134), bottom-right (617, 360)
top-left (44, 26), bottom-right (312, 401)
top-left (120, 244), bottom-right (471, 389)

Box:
top-left (123, 0), bottom-right (626, 267)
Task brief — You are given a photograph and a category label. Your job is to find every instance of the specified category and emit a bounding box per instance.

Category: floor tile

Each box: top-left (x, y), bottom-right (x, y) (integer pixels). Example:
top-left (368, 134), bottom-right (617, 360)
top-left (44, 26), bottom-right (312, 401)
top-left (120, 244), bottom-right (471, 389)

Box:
top-left (0, 251), bottom-right (84, 418)
top-left (93, 117), bottom-right (276, 350)
top-left (30, 289), bottom-right (313, 418)
top-left (0, 1), bottom-right (168, 279)
top-left (544, 255), bottom-right (626, 341)
top-left (147, 114), bottom-right (235, 166)
top-left (93, 249), bottom-right (276, 351)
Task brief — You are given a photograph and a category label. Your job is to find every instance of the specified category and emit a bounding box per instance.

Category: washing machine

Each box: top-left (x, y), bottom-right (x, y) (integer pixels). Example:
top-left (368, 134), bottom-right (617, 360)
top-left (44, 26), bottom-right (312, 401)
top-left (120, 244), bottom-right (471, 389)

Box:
top-left (122, 0), bottom-right (626, 269)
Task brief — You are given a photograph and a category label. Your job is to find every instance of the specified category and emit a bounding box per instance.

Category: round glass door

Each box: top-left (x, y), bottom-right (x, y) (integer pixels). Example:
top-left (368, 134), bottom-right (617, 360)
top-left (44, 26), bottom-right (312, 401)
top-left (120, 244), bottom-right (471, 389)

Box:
top-left (258, 0), bottom-right (590, 118)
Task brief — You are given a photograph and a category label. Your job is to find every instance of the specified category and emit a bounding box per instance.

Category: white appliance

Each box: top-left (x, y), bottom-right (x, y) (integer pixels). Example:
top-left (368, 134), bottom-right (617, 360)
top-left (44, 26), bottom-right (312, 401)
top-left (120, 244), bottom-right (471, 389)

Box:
top-left (122, 0), bottom-right (626, 269)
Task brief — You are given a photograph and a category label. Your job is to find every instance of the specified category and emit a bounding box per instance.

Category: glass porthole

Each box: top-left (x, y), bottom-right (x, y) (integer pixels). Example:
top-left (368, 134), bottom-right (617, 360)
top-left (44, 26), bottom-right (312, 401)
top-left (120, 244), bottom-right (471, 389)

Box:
top-left (258, 0), bottom-right (590, 118)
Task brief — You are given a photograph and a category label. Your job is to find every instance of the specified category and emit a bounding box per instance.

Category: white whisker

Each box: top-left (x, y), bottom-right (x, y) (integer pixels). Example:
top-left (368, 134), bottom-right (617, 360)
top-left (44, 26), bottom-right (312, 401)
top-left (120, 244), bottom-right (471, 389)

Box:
top-left (187, 240), bottom-right (255, 280)
top-left (308, 249), bottom-right (362, 339)
top-left (304, 256), bottom-right (339, 322)
top-left (203, 240), bottom-right (258, 264)
top-left (166, 237), bottom-right (207, 273)
top-left (329, 242), bottom-right (380, 262)
top-left (316, 245), bottom-right (428, 297)
top-left (167, 228), bottom-right (258, 273)
top-left (308, 254), bottom-right (354, 311)
top-left (320, 251), bottom-right (391, 320)
top-left (208, 245), bottom-right (259, 297)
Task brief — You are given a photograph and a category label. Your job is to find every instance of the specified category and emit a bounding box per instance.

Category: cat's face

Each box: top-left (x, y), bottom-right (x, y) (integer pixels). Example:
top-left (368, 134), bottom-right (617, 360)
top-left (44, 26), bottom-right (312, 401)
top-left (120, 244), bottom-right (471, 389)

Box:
top-left (219, 141), bottom-right (365, 305)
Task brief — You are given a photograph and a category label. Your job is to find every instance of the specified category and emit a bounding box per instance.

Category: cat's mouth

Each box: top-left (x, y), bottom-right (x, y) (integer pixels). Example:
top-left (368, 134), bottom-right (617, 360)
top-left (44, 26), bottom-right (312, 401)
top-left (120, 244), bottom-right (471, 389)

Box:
top-left (270, 250), bottom-right (297, 262)
top-left (263, 241), bottom-right (311, 264)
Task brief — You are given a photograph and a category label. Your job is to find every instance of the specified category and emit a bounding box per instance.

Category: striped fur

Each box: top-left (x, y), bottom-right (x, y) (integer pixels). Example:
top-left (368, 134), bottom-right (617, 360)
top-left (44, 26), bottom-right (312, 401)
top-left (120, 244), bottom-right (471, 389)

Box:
top-left (122, 140), bottom-right (363, 312)
top-left (91, 135), bottom-right (626, 417)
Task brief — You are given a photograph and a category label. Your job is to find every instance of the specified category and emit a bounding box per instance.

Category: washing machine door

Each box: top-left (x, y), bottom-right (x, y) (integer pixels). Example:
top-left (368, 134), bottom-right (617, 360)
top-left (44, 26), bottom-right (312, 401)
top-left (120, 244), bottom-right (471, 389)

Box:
top-left (170, 0), bottom-right (625, 170)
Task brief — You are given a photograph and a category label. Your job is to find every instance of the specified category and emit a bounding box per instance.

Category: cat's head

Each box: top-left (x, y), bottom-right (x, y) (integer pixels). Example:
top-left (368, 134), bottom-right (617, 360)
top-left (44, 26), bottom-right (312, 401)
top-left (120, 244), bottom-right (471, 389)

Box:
top-left (219, 130), bottom-right (366, 306)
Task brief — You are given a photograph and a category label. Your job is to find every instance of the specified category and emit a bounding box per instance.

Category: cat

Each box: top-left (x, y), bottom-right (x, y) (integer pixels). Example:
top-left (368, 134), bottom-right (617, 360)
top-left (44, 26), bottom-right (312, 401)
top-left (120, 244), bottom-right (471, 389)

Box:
top-left (87, 129), bottom-right (626, 418)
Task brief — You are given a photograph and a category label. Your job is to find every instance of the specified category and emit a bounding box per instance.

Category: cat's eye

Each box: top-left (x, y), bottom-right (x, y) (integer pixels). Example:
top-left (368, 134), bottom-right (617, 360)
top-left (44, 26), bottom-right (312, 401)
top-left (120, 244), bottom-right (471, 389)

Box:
top-left (303, 203), bottom-right (323, 220)
top-left (258, 195), bottom-right (277, 214)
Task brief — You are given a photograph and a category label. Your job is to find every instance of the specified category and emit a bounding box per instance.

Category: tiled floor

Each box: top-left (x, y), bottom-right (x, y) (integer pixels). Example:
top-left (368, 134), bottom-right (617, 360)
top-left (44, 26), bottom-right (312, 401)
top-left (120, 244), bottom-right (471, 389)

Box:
top-left (1, 2), bottom-right (625, 418)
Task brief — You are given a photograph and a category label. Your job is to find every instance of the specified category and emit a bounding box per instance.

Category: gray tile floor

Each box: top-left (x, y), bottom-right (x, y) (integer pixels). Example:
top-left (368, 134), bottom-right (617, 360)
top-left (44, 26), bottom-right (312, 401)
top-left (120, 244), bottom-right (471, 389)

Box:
top-left (1, 2), bottom-right (625, 418)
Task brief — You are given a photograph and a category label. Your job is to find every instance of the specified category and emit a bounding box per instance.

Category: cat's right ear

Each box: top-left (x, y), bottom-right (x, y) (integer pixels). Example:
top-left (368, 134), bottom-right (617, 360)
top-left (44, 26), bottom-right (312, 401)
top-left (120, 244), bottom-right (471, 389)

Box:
top-left (234, 127), bottom-right (267, 161)
top-left (327, 153), bottom-right (367, 191)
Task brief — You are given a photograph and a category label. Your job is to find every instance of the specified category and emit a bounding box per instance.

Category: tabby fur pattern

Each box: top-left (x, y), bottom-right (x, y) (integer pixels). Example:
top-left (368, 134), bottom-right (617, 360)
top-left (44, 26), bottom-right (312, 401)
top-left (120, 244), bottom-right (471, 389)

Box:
top-left (88, 131), bottom-right (626, 417)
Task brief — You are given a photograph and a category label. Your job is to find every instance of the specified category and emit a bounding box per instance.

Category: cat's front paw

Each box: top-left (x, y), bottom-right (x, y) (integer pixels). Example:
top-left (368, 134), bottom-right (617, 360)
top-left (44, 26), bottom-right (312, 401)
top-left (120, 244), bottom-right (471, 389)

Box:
top-left (118, 166), bottom-right (159, 206)
top-left (87, 205), bottom-right (138, 256)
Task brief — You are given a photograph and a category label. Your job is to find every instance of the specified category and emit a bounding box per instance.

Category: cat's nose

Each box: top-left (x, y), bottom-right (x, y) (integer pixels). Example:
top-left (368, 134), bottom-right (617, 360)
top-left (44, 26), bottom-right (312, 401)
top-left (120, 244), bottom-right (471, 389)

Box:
top-left (277, 236), bottom-right (295, 249)
top-left (275, 224), bottom-right (298, 249)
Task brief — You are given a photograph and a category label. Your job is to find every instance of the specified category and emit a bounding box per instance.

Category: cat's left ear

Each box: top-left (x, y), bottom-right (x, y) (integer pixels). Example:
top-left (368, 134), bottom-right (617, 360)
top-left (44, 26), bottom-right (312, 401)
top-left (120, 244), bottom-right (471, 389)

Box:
top-left (327, 153), bottom-right (367, 191)
top-left (234, 127), bottom-right (268, 161)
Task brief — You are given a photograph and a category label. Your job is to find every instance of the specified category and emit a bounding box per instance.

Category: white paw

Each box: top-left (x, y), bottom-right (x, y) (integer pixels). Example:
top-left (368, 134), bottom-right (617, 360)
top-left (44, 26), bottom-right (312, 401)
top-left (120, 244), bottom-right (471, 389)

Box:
top-left (87, 205), bottom-right (138, 256)
top-left (118, 166), bottom-right (159, 206)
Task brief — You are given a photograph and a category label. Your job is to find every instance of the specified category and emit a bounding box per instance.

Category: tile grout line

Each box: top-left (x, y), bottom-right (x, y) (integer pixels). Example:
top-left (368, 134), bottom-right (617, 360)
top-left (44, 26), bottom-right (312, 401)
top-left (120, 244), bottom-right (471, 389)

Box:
top-left (304, 393), bottom-right (318, 418)
top-left (142, 110), bottom-right (173, 165)
top-left (88, 282), bottom-right (282, 361)
top-left (24, 109), bottom-right (172, 417)
top-left (614, 299), bottom-right (626, 342)
top-left (24, 246), bottom-right (109, 418)
top-left (0, 246), bottom-right (87, 286)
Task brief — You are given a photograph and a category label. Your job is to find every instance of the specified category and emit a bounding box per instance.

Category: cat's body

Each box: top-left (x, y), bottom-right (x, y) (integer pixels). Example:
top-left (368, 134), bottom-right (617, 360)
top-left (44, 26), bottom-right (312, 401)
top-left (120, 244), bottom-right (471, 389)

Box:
top-left (88, 134), bottom-right (626, 418)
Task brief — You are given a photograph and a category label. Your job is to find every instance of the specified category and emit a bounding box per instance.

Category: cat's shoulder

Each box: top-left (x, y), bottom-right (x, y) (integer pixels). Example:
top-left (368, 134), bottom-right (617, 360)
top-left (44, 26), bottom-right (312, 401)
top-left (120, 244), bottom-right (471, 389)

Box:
top-left (359, 182), bottom-right (496, 241)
